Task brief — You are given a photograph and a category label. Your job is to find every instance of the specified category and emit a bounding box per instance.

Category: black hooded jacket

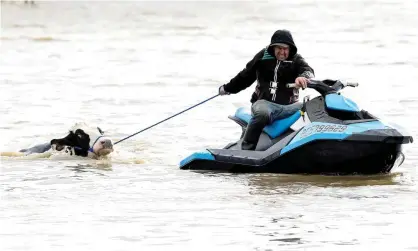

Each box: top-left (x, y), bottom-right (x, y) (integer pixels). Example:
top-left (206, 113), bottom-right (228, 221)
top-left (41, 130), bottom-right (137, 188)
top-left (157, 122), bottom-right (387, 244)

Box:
top-left (223, 30), bottom-right (315, 105)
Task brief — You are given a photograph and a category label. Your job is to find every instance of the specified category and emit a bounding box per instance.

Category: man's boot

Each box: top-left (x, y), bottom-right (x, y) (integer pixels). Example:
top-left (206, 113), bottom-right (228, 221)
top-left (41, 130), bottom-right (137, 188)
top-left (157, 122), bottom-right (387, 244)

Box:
top-left (241, 123), bottom-right (263, 150)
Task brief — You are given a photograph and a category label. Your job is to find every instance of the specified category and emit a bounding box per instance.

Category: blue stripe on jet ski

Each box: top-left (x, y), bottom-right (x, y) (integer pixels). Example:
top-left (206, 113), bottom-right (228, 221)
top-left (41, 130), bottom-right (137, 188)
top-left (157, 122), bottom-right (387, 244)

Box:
top-left (179, 150), bottom-right (215, 167)
top-left (280, 121), bottom-right (390, 154)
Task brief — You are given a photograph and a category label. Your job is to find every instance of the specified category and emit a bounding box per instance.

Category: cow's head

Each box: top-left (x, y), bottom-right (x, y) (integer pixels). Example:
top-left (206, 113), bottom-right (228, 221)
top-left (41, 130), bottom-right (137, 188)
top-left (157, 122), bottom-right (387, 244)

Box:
top-left (50, 123), bottom-right (114, 158)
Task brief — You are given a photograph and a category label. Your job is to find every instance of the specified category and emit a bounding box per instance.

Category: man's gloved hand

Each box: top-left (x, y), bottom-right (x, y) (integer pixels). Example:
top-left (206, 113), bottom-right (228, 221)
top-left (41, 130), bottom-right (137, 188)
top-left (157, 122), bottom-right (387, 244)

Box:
top-left (218, 85), bottom-right (230, 96)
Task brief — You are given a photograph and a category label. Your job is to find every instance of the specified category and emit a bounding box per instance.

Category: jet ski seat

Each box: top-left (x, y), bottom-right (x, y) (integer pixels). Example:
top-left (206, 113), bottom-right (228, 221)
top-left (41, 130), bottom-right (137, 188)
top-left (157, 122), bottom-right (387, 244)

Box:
top-left (230, 107), bottom-right (301, 139)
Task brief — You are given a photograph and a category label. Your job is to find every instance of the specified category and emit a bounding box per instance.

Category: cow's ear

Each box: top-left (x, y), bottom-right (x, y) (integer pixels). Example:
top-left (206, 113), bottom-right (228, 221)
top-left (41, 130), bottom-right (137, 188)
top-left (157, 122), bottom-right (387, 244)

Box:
top-left (65, 131), bottom-right (75, 138)
top-left (74, 129), bottom-right (86, 138)
top-left (97, 127), bottom-right (104, 135)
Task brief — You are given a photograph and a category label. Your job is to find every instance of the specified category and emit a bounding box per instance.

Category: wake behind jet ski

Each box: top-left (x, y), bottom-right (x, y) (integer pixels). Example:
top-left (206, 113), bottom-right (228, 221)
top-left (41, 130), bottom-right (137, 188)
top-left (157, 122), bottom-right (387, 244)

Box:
top-left (179, 79), bottom-right (413, 175)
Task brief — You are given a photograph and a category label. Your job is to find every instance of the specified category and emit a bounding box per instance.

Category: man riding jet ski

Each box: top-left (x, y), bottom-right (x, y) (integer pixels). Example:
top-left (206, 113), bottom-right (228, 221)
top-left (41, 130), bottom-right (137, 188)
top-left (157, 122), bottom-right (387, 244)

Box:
top-left (179, 79), bottom-right (413, 174)
top-left (179, 29), bottom-right (413, 174)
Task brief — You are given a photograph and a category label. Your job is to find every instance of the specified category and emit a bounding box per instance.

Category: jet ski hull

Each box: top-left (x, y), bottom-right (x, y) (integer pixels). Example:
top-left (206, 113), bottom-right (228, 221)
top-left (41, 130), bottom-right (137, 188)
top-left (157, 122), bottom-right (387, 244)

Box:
top-left (180, 141), bottom-right (405, 175)
top-left (179, 121), bottom-right (412, 175)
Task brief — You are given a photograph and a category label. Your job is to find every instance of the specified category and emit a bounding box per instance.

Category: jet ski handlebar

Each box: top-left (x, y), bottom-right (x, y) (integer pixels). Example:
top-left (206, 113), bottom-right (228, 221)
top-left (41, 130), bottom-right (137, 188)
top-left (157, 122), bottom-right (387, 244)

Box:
top-left (286, 79), bottom-right (359, 89)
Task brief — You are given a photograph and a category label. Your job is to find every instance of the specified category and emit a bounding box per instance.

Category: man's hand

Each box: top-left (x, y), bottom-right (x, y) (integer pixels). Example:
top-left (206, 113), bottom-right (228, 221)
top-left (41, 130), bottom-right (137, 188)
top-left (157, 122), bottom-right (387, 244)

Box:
top-left (218, 85), bottom-right (230, 96)
top-left (295, 77), bottom-right (309, 89)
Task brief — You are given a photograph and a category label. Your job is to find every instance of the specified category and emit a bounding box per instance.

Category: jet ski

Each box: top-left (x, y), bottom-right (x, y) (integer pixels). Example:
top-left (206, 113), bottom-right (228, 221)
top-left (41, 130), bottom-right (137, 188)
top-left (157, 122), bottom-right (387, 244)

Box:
top-left (179, 79), bottom-right (413, 175)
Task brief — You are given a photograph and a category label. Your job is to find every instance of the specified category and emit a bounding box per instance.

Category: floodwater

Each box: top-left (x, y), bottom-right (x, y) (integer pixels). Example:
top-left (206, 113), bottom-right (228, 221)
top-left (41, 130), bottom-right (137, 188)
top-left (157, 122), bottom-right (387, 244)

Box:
top-left (1, 1), bottom-right (418, 250)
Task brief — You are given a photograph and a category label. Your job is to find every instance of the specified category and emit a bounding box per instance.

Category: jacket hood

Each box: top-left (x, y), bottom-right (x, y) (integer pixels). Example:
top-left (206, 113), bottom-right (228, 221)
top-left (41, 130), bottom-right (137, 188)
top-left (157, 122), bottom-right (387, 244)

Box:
top-left (267, 29), bottom-right (298, 59)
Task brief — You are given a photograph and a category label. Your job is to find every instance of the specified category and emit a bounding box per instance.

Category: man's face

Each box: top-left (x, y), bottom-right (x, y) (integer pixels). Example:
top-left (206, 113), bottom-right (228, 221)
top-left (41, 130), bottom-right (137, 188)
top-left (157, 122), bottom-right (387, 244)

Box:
top-left (274, 45), bottom-right (289, 61)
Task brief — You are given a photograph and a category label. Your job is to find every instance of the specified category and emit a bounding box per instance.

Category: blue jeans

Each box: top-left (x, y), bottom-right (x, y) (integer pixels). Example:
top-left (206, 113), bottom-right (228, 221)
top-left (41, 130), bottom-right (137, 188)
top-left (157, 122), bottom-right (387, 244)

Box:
top-left (241, 100), bottom-right (302, 150)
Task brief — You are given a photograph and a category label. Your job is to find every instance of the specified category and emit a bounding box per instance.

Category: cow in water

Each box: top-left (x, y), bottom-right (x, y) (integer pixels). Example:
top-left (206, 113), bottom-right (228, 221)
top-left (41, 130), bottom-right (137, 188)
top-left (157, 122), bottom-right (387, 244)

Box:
top-left (19, 123), bottom-right (114, 159)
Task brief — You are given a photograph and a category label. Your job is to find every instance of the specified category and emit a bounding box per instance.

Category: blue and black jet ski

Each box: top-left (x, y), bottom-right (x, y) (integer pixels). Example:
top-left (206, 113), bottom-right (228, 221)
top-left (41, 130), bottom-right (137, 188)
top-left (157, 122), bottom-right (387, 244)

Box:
top-left (179, 79), bottom-right (413, 174)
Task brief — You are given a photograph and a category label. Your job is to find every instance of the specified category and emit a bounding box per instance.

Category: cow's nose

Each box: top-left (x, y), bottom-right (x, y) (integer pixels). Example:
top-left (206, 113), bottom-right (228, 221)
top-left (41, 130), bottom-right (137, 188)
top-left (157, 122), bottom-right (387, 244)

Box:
top-left (100, 139), bottom-right (113, 149)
